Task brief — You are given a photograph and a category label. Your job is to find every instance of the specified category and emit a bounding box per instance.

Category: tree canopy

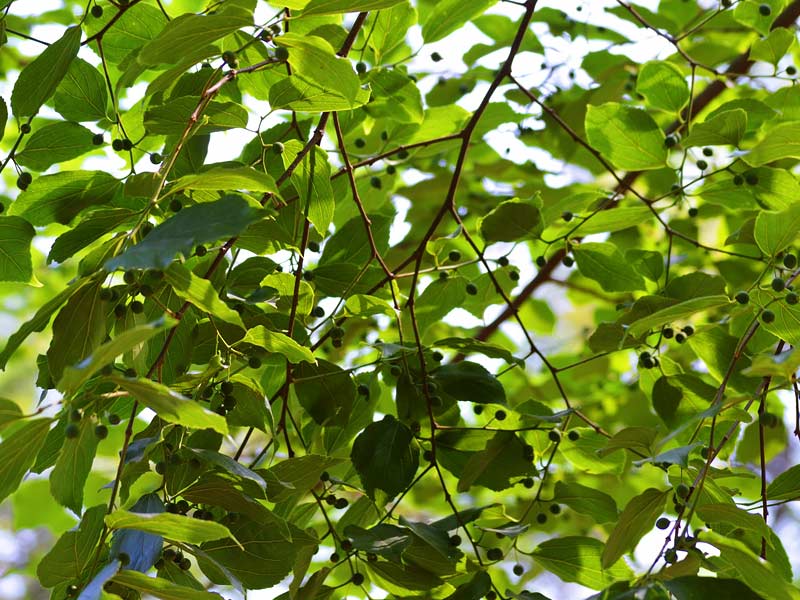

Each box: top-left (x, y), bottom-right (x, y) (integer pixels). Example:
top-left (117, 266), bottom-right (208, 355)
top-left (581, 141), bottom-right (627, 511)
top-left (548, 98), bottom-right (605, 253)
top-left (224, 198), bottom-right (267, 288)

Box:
top-left (2, 0), bottom-right (800, 598)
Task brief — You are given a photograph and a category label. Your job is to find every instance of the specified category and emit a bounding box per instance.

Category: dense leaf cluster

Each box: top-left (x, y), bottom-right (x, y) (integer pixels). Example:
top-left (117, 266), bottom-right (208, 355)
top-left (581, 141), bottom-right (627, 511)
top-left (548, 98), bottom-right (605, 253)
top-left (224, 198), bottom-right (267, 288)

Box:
top-left (1, 0), bottom-right (800, 599)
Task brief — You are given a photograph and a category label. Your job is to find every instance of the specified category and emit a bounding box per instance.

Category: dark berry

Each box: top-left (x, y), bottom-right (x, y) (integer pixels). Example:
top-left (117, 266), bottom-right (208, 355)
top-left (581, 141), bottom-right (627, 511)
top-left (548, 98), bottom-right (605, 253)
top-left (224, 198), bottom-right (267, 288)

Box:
top-left (130, 300), bottom-right (144, 314)
top-left (308, 240), bottom-right (320, 253)
top-left (784, 254), bottom-right (797, 269)
top-left (702, 147), bottom-right (713, 157)
top-left (568, 430), bottom-right (580, 441)
top-left (94, 424), bottom-right (108, 439)
top-left (536, 256), bottom-right (547, 267)
top-left (664, 135), bottom-right (677, 147)
top-left (220, 381), bottom-right (234, 394)
top-left (354, 138), bottom-right (366, 148)
top-left (351, 573), bottom-right (365, 585)
top-left (498, 256), bottom-right (509, 267)
top-left (179, 557), bottom-right (191, 570)
top-left (65, 423), bottom-right (80, 439)
top-left (474, 405), bottom-right (484, 415)
top-left (663, 327), bottom-right (674, 338)
top-left (676, 483), bottom-right (690, 498)
top-left (370, 176), bottom-right (382, 189)
top-left (787, 292), bottom-right (798, 305)
top-left (335, 497), bottom-right (348, 509)
top-left (448, 250), bottom-right (461, 262)
top-left (772, 277), bottom-right (786, 292)
top-left (20, 123), bottom-right (31, 134)
top-left (561, 211), bottom-right (573, 222)
top-left (522, 477), bottom-right (534, 488)
top-left (688, 207), bottom-right (699, 218)
top-left (549, 503), bottom-right (561, 515)
top-left (356, 61), bottom-right (367, 74)
top-left (449, 535), bottom-right (461, 546)
top-left (275, 46), bottom-right (289, 61)
top-left (486, 547), bottom-right (503, 561)
top-left (330, 553), bottom-right (340, 563)
top-left (536, 513), bottom-right (547, 524)
top-left (155, 461), bottom-right (166, 475)
top-left (121, 139), bottom-right (132, 151)
top-left (357, 384), bottom-right (369, 396)
top-left (311, 306), bottom-right (325, 318)
top-left (682, 325), bottom-right (694, 336)
top-left (745, 173), bottom-right (759, 185)
top-left (696, 160), bottom-right (708, 171)
top-left (432, 351), bottom-right (443, 362)
top-left (169, 199), bottom-right (182, 212)
top-left (466, 283), bottom-right (478, 295)
top-left (675, 332), bottom-right (686, 343)
top-left (664, 548), bottom-right (678, 564)
top-left (656, 517), bottom-right (670, 530)
top-left (762, 309), bottom-right (776, 323)
top-left (788, 66), bottom-right (797, 76)
top-left (494, 409), bottom-right (506, 421)
top-left (562, 256), bottom-right (574, 267)
top-left (194, 245), bottom-right (207, 257)
top-left (735, 291), bottom-right (750, 304)
top-left (248, 356), bottom-right (262, 369)
top-left (150, 152), bottom-right (163, 164)
top-left (759, 3), bottom-right (771, 16)
top-left (509, 270), bottom-right (520, 281)
top-left (431, 52), bottom-right (442, 62)
top-left (108, 413), bottom-right (121, 425)
top-left (92, 133), bottom-right (104, 145)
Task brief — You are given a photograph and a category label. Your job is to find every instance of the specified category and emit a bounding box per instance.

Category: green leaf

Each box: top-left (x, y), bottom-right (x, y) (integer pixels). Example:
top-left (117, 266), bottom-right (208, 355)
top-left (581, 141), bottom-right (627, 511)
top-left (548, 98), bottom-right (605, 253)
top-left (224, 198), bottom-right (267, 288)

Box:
top-left (16, 122), bottom-right (96, 172)
top-left (695, 503), bottom-right (770, 538)
top-left (106, 195), bottom-right (263, 270)
top-left (432, 361), bottom-right (506, 405)
top-left (281, 141), bottom-right (334, 235)
top-left (478, 198), bottom-right (543, 242)
top-left (0, 216), bottom-right (35, 283)
top-left (754, 203), bottom-right (800, 256)
top-left (344, 294), bottom-right (394, 318)
top-left (570, 206), bottom-right (655, 236)
top-left (585, 102), bottom-right (667, 170)
top-left (47, 280), bottom-right (108, 383)
top-left (302, 0), bottom-right (406, 14)
top-left (53, 58), bottom-right (109, 122)
top-left (573, 242), bottom-right (646, 292)
top-left (745, 121), bottom-right (800, 166)
top-left (109, 376), bottom-right (228, 435)
top-left (766, 464), bottom-right (800, 501)
top-left (50, 418), bottom-right (99, 514)
top-left (601, 488), bottom-right (669, 568)
top-left (37, 504), bottom-right (106, 588)
top-left (733, 0), bottom-right (784, 36)
top-left (171, 166), bottom-right (277, 196)
top-left (0, 419), bottom-right (52, 504)
top-left (0, 277), bottom-right (92, 370)
top-left (553, 481), bottom-right (619, 524)
top-left (164, 263), bottom-right (244, 328)
top-left (422, 0), bottom-right (495, 43)
top-left (0, 399), bottom-right (23, 431)
top-left (457, 431), bottom-right (533, 492)
top-left (351, 415), bottom-right (419, 500)
top-left (443, 571), bottom-right (492, 600)
top-left (7, 170), bottom-right (121, 226)
top-left (270, 34), bottom-right (363, 111)
top-left (531, 536), bottom-right (633, 591)
top-left (344, 523), bottom-right (412, 560)
top-left (413, 276), bottom-right (467, 335)
top-left (59, 317), bottom-right (176, 396)
top-left (627, 295), bottom-right (731, 337)
top-left (112, 570), bottom-right (223, 600)
top-left (106, 510), bottom-right (235, 544)
top-left (751, 27), bottom-right (795, 65)
top-left (433, 337), bottom-right (522, 366)
top-left (138, 8), bottom-right (252, 66)
top-left (238, 325), bottom-right (315, 364)
top-left (11, 26), bottom-right (81, 117)
top-left (48, 208), bottom-right (137, 264)
top-left (682, 109), bottom-right (748, 147)
top-left (143, 98), bottom-right (248, 135)
top-left (636, 61), bottom-right (689, 112)
top-left (663, 576), bottom-right (762, 600)
top-left (698, 530), bottom-right (800, 600)
top-left (293, 359), bottom-right (355, 426)
top-left (200, 516), bottom-right (317, 590)
top-left (263, 455), bottom-right (342, 503)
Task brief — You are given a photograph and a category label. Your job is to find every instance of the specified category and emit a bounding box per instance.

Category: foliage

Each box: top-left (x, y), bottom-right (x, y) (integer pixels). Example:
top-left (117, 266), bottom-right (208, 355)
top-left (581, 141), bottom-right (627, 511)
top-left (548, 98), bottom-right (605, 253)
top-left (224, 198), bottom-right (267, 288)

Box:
top-left (2, 0), bottom-right (800, 599)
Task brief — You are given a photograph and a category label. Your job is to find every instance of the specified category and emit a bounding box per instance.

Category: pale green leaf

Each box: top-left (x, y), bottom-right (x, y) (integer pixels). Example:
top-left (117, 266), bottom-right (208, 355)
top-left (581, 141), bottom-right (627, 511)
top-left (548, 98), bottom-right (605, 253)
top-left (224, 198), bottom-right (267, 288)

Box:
top-left (422, 0), bottom-right (495, 43)
top-left (16, 122), bottom-right (95, 171)
top-left (573, 242), bottom-right (646, 292)
top-left (636, 61), bottom-right (689, 112)
top-left (683, 109), bottom-right (748, 147)
top-left (109, 376), bottom-right (228, 434)
top-left (531, 536), bottom-right (633, 591)
top-left (106, 510), bottom-right (235, 544)
top-left (745, 121), bottom-right (800, 166)
top-left (50, 418), bottom-right (99, 514)
top-left (0, 419), bottom-right (52, 504)
top-left (164, 263), bottom-right (244, 328)
top-left (112, 570), bottom-right (223, 600)
top-left (754, 203), bottom-right (800, 256)
top-left (628, 296), bottom-right (732, 337)
top-left (585, 103), bottom-right (667, 170)
top-left (302, 0), bottom-right (405, 15)
top-left (238, 325), bottom-right (315, 364)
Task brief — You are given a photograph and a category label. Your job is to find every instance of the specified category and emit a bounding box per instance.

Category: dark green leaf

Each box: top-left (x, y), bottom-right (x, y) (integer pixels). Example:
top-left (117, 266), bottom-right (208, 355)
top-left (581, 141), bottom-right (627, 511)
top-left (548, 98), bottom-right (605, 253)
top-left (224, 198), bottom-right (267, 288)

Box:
top-left (37, 505), bottom-right (106, 588)
top-left (479, 198), bottom-right (542, 242)
top-left (50, 418), bottom-right (99, 514)
top-left (0, 419), bottom-right (52, 504)
top-left (106, 195), bottom-right (263, 270)
top-left (351, 415), bottom-right (419, 500)
top-left (293, 359), bottom-right (356, 426)
top-left (531, 536), bottom-right (633, 591)
top-left (432, 361), bottom-right (506, 405)
top-left (0, 216), bottom-right (35, 283)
